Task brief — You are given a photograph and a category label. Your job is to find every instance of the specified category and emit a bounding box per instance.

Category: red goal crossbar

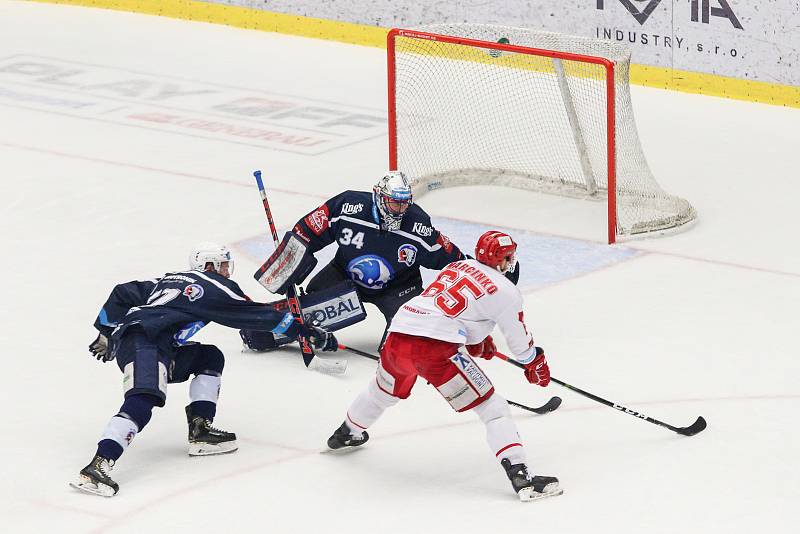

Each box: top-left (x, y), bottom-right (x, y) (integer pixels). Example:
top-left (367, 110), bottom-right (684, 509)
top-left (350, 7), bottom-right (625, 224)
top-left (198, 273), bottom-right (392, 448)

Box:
top-left (387, 28), bottom-right (619, 244)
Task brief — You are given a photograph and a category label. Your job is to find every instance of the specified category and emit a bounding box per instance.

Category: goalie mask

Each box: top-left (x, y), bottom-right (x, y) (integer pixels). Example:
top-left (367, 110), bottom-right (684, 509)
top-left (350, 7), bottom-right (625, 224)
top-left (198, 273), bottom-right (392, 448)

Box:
top-left (189, 242), bottom-right (234, 276)
top-left (373, 171), bottom-right (413, 231)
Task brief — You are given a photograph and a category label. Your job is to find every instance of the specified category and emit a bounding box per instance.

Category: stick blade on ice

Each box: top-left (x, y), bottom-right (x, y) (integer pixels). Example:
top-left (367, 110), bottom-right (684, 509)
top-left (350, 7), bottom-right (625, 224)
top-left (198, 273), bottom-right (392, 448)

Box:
top-left (676, 416), bottom-right (707, 437)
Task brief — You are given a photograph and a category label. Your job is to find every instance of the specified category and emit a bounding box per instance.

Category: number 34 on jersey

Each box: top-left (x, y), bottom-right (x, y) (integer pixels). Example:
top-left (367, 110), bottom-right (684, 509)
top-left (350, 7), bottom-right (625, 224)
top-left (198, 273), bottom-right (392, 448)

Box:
top-left (338, 228), bottom-right (365, 249)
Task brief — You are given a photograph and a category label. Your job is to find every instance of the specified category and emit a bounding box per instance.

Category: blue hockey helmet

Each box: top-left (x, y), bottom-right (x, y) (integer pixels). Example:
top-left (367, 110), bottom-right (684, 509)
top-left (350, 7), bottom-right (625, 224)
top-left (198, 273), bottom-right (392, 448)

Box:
top-left (373, 171), bottom-right (413, 231)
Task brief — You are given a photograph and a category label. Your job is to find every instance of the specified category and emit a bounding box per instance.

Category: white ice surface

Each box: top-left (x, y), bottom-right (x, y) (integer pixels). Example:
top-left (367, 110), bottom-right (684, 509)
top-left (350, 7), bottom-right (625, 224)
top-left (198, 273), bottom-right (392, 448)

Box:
top-left (1, 2), bottom-right (798, 533)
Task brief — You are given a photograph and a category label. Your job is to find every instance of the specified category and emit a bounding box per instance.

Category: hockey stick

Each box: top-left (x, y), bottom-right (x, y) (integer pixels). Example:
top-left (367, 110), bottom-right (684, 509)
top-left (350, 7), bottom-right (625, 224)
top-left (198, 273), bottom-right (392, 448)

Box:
top-left (507, 397), bottom-right (562, 415)
top-left (337, 343), bottom-right (561, 415)
top-left (495, 351), bottom-right (707, 436)
top-left (253, 170), bottom-right (346, 375)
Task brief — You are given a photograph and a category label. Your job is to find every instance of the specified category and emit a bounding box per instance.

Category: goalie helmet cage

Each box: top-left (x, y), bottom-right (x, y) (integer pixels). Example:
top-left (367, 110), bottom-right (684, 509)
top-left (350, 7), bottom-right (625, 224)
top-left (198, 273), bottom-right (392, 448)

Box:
top-left (386, 25), bottom-right (696, 244)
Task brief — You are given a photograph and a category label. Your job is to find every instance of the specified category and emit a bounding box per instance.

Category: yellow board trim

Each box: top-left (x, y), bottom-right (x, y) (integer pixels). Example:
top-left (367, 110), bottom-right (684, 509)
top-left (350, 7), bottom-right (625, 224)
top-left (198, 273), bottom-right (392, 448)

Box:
top-left (631, 64), bottom-right (800, 108)
top-left (26, 0), bottom-right (800, 108)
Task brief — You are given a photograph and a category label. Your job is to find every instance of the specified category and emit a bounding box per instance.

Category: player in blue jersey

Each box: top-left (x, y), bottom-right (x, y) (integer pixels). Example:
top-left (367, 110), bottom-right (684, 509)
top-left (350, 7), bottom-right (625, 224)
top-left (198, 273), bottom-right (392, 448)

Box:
top-left (241, 171), bottom-right (469, 352)
top-left (72, 242), bottom-right (337, 497)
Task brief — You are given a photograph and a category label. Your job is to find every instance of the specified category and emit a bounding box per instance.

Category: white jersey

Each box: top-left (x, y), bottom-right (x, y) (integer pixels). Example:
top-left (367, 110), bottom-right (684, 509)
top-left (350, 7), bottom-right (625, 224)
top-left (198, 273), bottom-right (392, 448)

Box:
top-left (388, 259), bottom-right (536, 363)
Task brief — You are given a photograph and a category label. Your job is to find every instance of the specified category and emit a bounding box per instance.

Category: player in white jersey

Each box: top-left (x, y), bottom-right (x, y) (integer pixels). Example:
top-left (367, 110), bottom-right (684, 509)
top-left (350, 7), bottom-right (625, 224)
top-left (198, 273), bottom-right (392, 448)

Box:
top-left (325, 231), bottom-right (562, 501)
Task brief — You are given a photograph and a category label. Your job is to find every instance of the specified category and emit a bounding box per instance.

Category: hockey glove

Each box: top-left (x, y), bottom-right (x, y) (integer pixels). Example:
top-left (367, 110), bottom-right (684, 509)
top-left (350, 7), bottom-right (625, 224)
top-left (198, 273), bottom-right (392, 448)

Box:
top-left (466, 335), bottom-right (496, 360)
top-left (523, 347), bottom-right (550, 387)
top-left (300, 321), bottom-right (339, 352)
top-left (89, 333), bottom-right (113, 362)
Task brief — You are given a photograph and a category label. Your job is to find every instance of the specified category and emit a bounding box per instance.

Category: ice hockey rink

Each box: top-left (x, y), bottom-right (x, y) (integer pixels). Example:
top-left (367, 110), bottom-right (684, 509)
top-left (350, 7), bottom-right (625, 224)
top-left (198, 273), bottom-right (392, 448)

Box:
top-left (1, 1), bottom-right (798, 532)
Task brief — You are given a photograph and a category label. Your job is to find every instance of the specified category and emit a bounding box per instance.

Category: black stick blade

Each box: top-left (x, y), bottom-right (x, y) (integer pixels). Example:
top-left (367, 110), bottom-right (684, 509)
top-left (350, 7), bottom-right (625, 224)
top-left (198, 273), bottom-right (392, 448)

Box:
top-left (506, 396), bottom-right (562, 415)
top-left (532, 396), bottom-right (562, 414)
top-left (676, 416), bottom-right (707, 436)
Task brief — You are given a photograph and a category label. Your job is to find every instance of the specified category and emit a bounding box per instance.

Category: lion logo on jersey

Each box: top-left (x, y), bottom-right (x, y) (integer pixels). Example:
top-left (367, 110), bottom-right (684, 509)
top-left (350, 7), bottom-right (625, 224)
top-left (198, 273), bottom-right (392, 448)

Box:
top-left (347, 255), bottom-right (394, 289)
top-left (397, 244), bottom-right (417, 266)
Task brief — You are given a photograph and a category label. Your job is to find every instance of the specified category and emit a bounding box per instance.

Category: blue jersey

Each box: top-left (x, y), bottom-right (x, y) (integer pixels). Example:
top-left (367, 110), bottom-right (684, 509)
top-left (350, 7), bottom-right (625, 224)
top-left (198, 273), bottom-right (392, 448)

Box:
top-left (94, 270), bottom-right (294, 352)
top-left (293, 190), bottom-right (464, 294)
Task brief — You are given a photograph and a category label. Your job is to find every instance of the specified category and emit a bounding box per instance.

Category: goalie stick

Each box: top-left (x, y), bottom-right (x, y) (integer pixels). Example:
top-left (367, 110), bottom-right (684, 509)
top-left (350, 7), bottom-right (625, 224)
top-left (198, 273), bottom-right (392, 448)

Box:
top-left (495, 351), bottom-right (707, 436)
top-left (253, 170), bottom-right (346, 376)
top-left (337, 343), bottom-right (561, 415)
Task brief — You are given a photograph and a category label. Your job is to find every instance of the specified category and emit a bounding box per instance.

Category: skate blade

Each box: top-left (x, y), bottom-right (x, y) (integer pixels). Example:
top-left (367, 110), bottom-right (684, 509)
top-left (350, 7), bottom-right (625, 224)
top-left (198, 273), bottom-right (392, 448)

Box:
top-left (69, 478), bottom-right (116, 497)
top-left (188, 440), bottom-right (239, 457)
top-left (518, 483), bottom-right (564, 502)
top-left (320, 444), bottom-right (365, 455)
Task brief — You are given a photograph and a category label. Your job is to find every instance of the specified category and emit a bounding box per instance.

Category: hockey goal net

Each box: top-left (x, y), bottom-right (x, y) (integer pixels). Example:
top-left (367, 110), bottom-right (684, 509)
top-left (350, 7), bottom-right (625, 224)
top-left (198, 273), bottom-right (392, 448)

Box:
top-left (387, 25), bottom-right (695, 243)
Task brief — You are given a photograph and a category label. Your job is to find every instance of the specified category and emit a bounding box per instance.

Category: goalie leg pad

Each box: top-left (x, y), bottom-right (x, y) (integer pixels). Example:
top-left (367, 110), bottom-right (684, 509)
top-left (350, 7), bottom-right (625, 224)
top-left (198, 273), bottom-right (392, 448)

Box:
top-left (300, 280), bottom-right (366, 332)
top-left (240, 281), bottom-right (366, 351)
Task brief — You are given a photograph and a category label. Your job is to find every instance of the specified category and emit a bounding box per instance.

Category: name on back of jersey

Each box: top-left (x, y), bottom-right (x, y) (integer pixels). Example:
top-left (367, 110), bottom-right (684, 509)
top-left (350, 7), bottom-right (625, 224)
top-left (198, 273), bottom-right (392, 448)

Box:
top-left (450, 261), bottom-right (498, 294)
top-left (162, 274), bottom-right (197, 284)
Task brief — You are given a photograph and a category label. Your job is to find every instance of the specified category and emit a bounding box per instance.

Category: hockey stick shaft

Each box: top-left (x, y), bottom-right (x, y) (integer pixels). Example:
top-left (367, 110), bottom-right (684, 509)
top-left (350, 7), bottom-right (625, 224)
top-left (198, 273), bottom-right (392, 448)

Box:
top-left (495, 351), bottom-right (706, 436)
top-left (337, 343), bottom-right (559, 415)
top-left (337, 343), bottom-right (378, 361)
top-left (253, 170), bottom-right (315, 366)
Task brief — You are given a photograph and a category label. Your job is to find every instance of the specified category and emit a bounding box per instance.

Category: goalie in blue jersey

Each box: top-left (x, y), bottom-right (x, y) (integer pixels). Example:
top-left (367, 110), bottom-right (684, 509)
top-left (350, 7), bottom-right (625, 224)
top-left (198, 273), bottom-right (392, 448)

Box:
top-left (240, 171), bottom-right (474, 352)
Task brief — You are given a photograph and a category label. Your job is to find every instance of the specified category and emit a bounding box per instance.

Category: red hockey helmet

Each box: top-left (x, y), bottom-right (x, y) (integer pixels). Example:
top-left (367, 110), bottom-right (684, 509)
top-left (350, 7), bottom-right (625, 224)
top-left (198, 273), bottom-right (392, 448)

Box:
top-left (475, 231), bottom-right (517, 273)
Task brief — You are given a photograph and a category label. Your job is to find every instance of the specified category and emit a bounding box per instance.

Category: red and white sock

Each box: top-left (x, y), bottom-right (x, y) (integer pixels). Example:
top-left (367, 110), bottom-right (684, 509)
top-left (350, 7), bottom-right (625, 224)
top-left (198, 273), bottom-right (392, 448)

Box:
top-left (345, 379), bottom-right (400, 436)
top-left (473, 393), bottom-right (528, 465)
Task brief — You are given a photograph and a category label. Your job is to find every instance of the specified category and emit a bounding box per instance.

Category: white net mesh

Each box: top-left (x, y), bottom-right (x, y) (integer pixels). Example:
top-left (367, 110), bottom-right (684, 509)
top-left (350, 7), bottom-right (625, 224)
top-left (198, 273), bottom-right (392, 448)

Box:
top-left (391, 24), bottom-right (695, 237)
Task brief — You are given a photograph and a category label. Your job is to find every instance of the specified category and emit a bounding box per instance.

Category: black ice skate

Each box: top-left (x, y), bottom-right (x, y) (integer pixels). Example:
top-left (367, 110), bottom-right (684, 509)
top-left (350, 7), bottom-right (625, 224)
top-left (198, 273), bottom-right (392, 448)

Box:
top-left (501, 458), bottom-right (563, 502)
top-left (186, 405), bottom-right (238, 457)
top-left (326, 421), bottom-right (369, 451)
top-left (70, 455), bottom-right (119, 497)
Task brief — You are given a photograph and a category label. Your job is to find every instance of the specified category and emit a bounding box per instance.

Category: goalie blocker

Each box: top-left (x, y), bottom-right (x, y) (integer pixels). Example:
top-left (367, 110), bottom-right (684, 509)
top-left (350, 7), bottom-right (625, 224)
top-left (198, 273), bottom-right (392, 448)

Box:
top-left (241, 280), bottom-right (367, 351)
top-left (254, 232), bottom-right (318, 295)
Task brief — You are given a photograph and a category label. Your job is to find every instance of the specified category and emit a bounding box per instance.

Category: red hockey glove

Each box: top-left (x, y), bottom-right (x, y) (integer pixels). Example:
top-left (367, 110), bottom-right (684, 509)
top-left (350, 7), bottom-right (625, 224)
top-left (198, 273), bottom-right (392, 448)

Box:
top-left (524, 347), bottom-right (550, 387)
top-left (466, 335), bottom-right (496, 360)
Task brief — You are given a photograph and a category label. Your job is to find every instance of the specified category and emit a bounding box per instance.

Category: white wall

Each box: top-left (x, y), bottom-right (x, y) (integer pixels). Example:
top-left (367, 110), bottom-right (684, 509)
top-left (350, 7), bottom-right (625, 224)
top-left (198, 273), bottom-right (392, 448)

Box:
top-left (207, 0), bottom-right (800, 86)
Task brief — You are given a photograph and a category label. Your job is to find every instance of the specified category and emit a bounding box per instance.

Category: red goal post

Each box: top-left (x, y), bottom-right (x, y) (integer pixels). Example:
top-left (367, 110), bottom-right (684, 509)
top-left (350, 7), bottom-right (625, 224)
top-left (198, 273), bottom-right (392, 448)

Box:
top-left (386, 25), bottom-right (695, 244)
